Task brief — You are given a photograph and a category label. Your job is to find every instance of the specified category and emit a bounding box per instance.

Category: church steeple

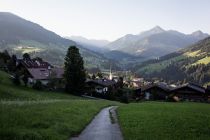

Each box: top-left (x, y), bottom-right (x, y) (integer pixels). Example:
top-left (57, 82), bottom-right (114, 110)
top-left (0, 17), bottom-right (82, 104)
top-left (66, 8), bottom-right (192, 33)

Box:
top-left (109, 65), bottom-right (113, 80)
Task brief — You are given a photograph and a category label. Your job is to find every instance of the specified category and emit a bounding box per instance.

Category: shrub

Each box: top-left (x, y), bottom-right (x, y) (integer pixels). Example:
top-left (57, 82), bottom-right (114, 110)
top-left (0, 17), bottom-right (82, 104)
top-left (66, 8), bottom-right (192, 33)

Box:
top-left (32, 80), bottom-right (43, 90)
top-left (12, 73), bottom-right (21, 86)
top-left (120, 93), bottom-right (129, 104)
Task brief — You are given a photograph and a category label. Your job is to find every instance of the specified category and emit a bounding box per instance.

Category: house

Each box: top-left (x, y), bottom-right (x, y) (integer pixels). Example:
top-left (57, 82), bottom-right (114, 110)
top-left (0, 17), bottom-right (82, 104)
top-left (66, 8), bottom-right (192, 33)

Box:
top-left (27, 67), bottom-right (64, 85)
top-left (86, 79), bottom-right (117, 95)
top-left (133, 88), bottom-right (143, 100)
top-left (16, 58), bottom-right (64, 85)
top-left (171, 83), bottom-right (207, 102)
top-left (141, 83), bottom-right (172, 100)
top-left (136, 82), bottom-right (208, 102)
top-left (129, 78), bottom-right (144, 88)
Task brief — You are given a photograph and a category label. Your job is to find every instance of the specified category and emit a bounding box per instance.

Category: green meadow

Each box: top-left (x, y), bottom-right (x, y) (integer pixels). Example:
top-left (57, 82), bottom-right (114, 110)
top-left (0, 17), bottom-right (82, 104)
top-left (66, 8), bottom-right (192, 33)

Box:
top-left (0, 71), bottom-right (119, 140)
top-left (1, 70), bottom-right (210, 140)
top-left (118, 102), bottom-right (210, 140)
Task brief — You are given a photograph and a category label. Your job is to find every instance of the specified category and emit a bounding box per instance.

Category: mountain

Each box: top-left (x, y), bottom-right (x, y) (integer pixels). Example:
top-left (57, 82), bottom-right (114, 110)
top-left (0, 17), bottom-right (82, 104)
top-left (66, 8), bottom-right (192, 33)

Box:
top-left (133, 37), bottom-right (210, 86)
top-left (106, 26), bottom-right (209, 59)
top-left (67, 36), bottom-right (110, 53)
top-left (69, 36), bottom-right (110, 47)
top-left (0, 12), bottom-right (74, 46)
top-left (0, 12), bottom-right (114, 70)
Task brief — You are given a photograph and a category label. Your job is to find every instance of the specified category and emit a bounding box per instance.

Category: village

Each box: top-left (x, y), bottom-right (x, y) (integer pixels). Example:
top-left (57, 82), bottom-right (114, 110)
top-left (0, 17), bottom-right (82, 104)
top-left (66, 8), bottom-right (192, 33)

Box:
top-left (1, 1), bottom-right (210, 139)
top-left (1, 50), bottom-right (209, 103)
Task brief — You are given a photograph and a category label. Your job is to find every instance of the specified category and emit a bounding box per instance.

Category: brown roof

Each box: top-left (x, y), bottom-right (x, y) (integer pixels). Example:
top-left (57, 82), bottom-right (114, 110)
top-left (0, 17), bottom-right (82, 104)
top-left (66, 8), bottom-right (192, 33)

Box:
top-left (142, 83), bottom-right (172, 92)
top-left (87, 79), bottom-right (116, 87)
top-left (28, 68), bottom-right (64, 80)
top-left (18, 59), bottom-right (52, 69)
top-left (172, 83), bottom-right (206, 93)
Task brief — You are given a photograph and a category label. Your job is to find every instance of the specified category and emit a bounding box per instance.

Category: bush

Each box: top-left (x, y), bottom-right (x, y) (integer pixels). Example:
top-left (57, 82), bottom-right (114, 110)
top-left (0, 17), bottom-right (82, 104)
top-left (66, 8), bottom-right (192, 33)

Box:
top-left (120, 93), bottom-right (129, 104)
top-left (12, 74), bottom-right (21, 86)
top-left (32, 80), bottom-right (43, 90)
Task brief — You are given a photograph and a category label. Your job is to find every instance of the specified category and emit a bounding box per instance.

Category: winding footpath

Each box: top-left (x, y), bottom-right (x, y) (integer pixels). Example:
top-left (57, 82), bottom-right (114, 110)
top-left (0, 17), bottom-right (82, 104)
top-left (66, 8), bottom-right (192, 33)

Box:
top-left (71, 106), bottom-right (123, 140)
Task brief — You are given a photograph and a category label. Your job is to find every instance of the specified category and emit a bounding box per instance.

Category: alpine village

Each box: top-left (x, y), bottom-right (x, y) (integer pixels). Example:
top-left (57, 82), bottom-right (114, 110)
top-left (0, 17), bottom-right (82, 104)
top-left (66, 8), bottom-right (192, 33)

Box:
top-left (1, 1), bottom-right (210, 140)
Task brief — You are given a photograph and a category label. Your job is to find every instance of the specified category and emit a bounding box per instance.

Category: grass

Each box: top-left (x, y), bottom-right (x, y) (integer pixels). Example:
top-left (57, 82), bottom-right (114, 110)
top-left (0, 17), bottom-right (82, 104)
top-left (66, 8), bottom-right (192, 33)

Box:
top-left (192, 56), bottom-right (210, 65)
top-left (3, 69), bottom-right (210, 140)
top-left (0, 100), bottom-right (118, 140)
top-left (137, 55), bottom-right (186, 74)
top-left (183, 50), bottom-right (203, 57)
top-left (0, 71), bottom-right (81, 101)
top-left (0, 70), bottom-right (120, 140)
top-left (118, 102), bottom-right (210, 140)
top-left (14, 46), bottom-right (42, 54)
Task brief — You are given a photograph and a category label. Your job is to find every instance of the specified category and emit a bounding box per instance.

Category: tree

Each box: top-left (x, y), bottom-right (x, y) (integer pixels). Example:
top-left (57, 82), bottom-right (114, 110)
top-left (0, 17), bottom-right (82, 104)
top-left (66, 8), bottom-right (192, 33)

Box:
top-left (117, 77), bottom-right (124, 88)
top-left (92, 74), bottom-right (96, 80)
top-left (64, 46), bottom-right (86, 95)
top-left (0, 50), bottom-right (11, 63)
top-left (97, 72), bottom-right (103, 78)
top-left (32, 80), bottom-right (43, 90)
top-left (22, 70), bottom-right (29, 86)
top-left (13, 72), bottom-right (21, 86)
top-left (23, 53), bottom-right (31, 60)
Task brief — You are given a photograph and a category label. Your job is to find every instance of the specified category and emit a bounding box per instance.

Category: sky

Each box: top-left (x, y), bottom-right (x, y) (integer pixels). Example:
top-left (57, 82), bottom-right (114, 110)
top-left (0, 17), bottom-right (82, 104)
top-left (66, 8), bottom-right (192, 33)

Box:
top-left (0, 0), bottom-right (210, 41)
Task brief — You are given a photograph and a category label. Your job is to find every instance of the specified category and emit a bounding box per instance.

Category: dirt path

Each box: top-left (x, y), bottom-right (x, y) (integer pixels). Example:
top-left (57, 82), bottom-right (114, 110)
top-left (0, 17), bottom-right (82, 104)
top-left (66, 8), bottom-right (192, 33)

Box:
top-left (71, 106), bottom-right (123, 140)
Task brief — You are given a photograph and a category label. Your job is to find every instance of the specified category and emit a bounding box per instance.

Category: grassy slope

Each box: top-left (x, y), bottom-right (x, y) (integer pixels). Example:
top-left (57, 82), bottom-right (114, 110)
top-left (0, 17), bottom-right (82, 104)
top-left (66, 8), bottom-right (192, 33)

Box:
top-left (192, 56), bottom-right (210, 65)
top-left (0, 71), bottom-right (81, 101)
top-left (118, 102), bottom-right (210, 140)
top-left (137, 55), bottom-right (185, 74)
top-left (136, 37), bottom-right (210, 74)
top-left (0, 100), bottom-right (115, 140)
top-left (2, 40), bottom-right (112, 69)
top-left (0, 71), bottom-right (119, 140)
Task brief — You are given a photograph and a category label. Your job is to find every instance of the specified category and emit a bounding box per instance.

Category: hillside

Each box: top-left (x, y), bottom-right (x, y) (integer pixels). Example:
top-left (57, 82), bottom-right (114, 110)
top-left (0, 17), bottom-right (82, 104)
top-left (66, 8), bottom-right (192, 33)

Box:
top-left (0, 12), bottom-right (113, 69)
top-left (0, 70), bottom-right (119, 139)
top-left (133, 37), bottom-right (210, 86)
top-left (106, 26), bottom-right (209, 59)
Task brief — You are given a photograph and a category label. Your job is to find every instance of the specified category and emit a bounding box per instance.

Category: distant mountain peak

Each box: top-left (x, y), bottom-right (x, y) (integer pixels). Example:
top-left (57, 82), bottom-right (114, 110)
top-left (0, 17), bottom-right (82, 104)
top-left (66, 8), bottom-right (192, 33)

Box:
top-left (0, 12), bottom-right (13, 15)
top-left (192, 30), bottom-right (204, 35)
top-left (106, 26), bottom-right (209, 58)
top-left (191, 30), bottom-right (209, 38)
top-left (68, 36), bottom-right (110, 47)
top-left (149, 26), bottom-right (165, 33)
top-left (138, 26), bottom-right (165, 37)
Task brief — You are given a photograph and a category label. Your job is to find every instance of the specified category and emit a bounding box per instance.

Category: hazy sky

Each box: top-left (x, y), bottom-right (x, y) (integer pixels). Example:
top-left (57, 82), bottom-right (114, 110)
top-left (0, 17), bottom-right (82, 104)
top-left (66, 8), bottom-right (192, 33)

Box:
top-left (0, 0), bottom-right (210, 41)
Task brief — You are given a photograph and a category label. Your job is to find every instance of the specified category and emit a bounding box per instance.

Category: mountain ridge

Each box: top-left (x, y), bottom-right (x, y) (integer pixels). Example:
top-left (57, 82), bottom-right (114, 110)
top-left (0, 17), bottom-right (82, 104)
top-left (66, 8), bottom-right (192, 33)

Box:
top-left (0, 12), bottom-right (115, 70)
top-left (106, 26), bottom-right (209, 59)
top-left (133, 36), bottom-right (210, 85)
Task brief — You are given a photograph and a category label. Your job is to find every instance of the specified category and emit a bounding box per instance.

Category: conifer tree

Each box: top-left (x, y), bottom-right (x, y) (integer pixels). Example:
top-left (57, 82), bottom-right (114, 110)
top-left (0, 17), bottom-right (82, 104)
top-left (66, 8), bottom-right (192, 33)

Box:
top-left (64, 46), bottom-right (86, 95)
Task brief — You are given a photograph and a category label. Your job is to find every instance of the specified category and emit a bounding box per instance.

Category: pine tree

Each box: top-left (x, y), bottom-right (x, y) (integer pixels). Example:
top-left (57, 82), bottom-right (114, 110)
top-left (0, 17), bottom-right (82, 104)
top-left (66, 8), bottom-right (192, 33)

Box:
top-left (23, 53), bottom-right (31, 60)
top-left (64, 46), bottom-right (86, 95)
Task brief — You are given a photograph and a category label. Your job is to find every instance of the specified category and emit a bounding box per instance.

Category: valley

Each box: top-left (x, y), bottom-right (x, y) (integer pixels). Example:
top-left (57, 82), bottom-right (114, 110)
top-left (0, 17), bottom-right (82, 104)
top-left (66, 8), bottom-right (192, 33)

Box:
top-left (1, 1), bottom-right (210, 139)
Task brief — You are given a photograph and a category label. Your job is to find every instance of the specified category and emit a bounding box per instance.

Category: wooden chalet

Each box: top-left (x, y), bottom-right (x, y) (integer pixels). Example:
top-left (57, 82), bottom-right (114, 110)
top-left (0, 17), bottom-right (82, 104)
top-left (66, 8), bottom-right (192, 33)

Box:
top-left (86, 79), bottom-right (117, 95)
top-left (170, 83), bottom-right (207, 102)
top-left (141, 83), bottom-right (172, 100)
top-left (16, 58), bottom-right (64, 85)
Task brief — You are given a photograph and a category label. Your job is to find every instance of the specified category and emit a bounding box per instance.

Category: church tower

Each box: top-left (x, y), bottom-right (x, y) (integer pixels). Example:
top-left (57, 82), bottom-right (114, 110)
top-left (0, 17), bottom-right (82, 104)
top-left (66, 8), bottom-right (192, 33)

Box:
top-left (109, 65), bottom-right (113, 80)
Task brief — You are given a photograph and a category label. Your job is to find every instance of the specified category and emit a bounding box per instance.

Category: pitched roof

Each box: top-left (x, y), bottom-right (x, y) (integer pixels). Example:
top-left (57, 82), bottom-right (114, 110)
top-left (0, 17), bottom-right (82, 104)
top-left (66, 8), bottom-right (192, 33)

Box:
top-left (142, 83), bottom-right (173, 92)
top-left (17, 59), bottom-right (52, 69)
top-left (87, 79), bottom-right (116, 87)
top-left (171, 83), bottom-right (206, 93)
top-left (28, 68), bottom-right (64, 80)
